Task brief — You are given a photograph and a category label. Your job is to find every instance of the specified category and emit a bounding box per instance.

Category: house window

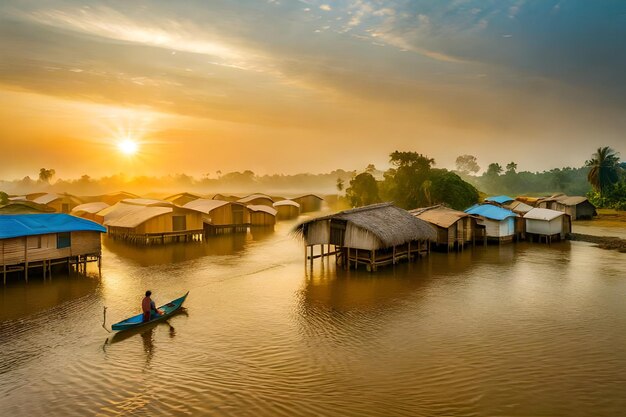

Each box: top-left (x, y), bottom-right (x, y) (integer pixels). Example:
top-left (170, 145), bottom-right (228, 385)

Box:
top-left (27, 235), bottom-right (42, 249)
top-left (172, 216), bottom-right (186, 231)
top-left (57, 232), bottom-right (71, 248)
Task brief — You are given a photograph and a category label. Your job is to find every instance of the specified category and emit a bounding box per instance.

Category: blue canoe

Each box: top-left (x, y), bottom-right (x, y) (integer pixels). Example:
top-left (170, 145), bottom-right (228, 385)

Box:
top-left (111, 292), bottom-right (189, 332)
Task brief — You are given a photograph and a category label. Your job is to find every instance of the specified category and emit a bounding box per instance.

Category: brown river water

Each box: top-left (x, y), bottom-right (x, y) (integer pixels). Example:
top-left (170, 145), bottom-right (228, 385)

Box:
top-left (1, 219), bottom-right (626, 416)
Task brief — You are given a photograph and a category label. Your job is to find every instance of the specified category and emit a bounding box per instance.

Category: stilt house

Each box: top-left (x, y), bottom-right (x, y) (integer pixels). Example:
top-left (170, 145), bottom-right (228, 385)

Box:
top-left (183, 199), bottom-right (250, 234)
top-left (294, 203), bottom-right (436, 271)
top-left (410, 205), bottom-right (479, 251)
top-left (464, 204), bottom-right (518, 243)
top-left (292, 194), bottom-right (324, 213)
top-left (523, 208), bottom-right (571, 242)
top-left (0, 214), bottom-right (106, 283)
top-left (100, 199), bottom-right (204, 244)
top-left (273, 200), bottom-right (300, 220)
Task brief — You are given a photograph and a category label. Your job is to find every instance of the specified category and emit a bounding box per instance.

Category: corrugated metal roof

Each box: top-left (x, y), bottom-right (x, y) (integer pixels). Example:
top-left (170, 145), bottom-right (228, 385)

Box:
top-left (72, 202), bottom-right (110, 214)
top-left (183, 199), bottom-right (230, 213)
top-left (410, 205), bottom-right (470, 228)
top-left (558, 196), bottom-right (589, 206)
top-left (505, 200), bottom-right (534, 213)
top-left (524, 208), bottom-right (565, 221)
top-left (465, 204), bottom-right (517, 221)
top-left (293, 194), bottom-right (324, 201)
top-left (106, 207), bottom-right (173, 228)
top-left (33, 193), bottom-right (60, 205)
top-left (485, 195), bottom-right (515, 204)
top-left (0, 214), bottom-right (106, 239)
top-left (238, 194), bottom-right (274, 204)
top-left (273, 200), bottom-right (300, 208)
top-left (248, 205), bottom-right (277, 216)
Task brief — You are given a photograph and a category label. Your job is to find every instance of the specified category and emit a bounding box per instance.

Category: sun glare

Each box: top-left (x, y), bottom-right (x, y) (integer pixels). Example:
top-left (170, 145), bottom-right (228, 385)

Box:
top-left (118, 139), bottom-right (139, 155)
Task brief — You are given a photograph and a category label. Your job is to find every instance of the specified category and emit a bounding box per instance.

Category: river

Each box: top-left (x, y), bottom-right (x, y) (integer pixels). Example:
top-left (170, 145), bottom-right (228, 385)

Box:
top-left (1, 220), bottom-right (625, 416)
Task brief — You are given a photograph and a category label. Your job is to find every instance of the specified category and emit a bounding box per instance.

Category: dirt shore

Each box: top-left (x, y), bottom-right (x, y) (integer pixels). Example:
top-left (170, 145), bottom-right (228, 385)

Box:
top-left (569, 233), bottom-right (626, 253)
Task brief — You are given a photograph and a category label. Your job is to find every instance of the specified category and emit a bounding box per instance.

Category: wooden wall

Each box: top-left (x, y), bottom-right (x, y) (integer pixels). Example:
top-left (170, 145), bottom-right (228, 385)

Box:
top-left (275, 205), bottom-right (300, 220)
top-left (250, 211), bottom-right (276, 226)
top-left (1, 231), bottom-right (102, 266)
top-left (134, 209), bottom-right (204, 234)
top-left (208, 204), bottom-right (251, 226)
top-left (294, 196), bottom-right (322, 213)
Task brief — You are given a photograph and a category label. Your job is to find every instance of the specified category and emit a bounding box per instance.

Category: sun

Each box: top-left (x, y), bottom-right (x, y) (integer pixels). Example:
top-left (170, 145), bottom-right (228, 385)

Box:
top-left (117, 139), bottom-right (139, 156)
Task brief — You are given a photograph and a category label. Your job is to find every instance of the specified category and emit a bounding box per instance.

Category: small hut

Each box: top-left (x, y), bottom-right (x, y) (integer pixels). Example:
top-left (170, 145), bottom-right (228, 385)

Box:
top-left (410, 205), bottom-right (479, 251)
top-left (292, 194), bottom-right (324, 213)
top-left (538, 195), bottom-right (596, 220)
top-left (464, 204), bottom-right (518, 243)
top-left (0, 201), bottom-right (55, 215)
top-left (0, 214), bottom-right (106, 283)
top-left (71, 202), bottom-right (110, 224)
top-left (523, 208), bottom-right (571, 243)
top-left (165, 192), bottom-right (202, 206)
top-left (183, 199), bottom-right (250, 234)
top-left (248, 205), bottom-right (277, 226)
top-left (101, 199), bottom-right (204, 244)
top-left (32, 193), bottom-right (82, 213)
top-left (273, 200), bottom-right (300, 220)
top-left (238, 194), bottom-right (274, 207)
top-left (294, 203), bottom-right (436, 271)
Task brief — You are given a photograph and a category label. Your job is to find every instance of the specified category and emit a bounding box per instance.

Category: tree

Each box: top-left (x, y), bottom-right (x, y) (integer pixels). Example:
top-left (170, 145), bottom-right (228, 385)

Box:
top-left (365, 164), bottom-right (376, 174)
top-left (336, 178), bottom-right (344, 193)
top-left (486, 163), bottom-right (503, 177)
top-left (429, 169), bottom-right (479, 210)
top-left (383, 151), bottom-right (435, 209)
top-left (586, 146), bottom-right (621, 197)
top-left (0, 191), bottom-right (8, 205)
top-left (345, 172), bottom-right (380, 207)
top-left (38, 168), bottom-right (56, 184)
top-left (455, 155), bottom-right (480, 175)
top-left (506, 162), bottom-right (517, 174)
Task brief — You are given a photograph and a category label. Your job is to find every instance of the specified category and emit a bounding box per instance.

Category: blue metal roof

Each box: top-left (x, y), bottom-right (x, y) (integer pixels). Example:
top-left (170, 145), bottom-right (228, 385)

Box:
top-left (0, 214), bottom-right (106, 239)
top-left (464, 204), bottom-right (517, 221)
top-left (485, 195), bottom-right (515, 204)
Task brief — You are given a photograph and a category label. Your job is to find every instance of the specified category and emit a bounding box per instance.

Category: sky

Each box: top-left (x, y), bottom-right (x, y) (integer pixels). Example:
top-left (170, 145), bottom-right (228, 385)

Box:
top-left (0, 0), bottom-right (625, 179)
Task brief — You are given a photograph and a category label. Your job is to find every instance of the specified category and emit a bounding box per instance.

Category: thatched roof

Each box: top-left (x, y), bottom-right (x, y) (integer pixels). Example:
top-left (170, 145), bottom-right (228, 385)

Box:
top-left (410, 205), bottom-right (471, 228)
top-left (294, 203), bottom-right (436, 247)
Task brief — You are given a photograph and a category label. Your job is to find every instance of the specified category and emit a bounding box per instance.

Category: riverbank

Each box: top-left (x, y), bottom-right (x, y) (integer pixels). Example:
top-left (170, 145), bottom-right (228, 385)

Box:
top-left (569, 233), bottom-right (626, 253)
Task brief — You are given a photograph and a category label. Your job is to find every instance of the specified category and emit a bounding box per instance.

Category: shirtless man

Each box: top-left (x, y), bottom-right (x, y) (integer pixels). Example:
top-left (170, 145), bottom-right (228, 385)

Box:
top-left (142, 290), bottom-right (163, 322)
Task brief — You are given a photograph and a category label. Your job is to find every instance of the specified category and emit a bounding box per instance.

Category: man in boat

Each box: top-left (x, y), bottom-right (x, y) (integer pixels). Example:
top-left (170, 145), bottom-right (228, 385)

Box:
top-left (142, 290), bottom-right (163, 322)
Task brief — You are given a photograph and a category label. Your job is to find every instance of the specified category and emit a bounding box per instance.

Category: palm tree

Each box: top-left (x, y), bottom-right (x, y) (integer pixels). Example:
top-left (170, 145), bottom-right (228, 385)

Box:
top-left (586, 146), bottom-right (620, 197)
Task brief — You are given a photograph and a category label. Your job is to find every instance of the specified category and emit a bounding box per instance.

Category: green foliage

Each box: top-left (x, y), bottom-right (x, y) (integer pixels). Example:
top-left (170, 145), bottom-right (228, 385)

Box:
top-left (486, 163), bottom-right (503, 177)
top-left (383, 151), bottom-right (435, 209)
top-left (38, 168), bottom-right (56, 183)
top-left (586, 146), bottom-right (621, 197)
top-left (455, 154), bottom-right (480, 175)
top-left (429, 169), bottom-right (480, 210)
top-left (0, 191), bottom-right (8, 205)
top-left (464, 164), bottom-right (591, 196)
top-left (587, 181), bottom-right (626, 210)
top-left (346, 172), bottom-right (380, 207)
top-left (336, 178), bottom-right (344, 193)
